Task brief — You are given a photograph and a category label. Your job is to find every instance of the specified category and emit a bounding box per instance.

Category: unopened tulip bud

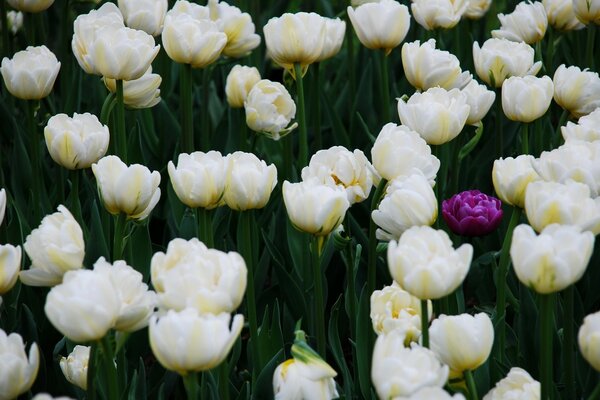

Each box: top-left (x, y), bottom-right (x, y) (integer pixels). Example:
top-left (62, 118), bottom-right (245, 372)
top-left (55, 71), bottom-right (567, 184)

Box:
top-left (572, 0), bottom-right (600, 24)
top-left (0, 188), bottom-right (5, 226)
top-left (483, 367), bottom-right (540, 400)
top-left (0, 244), bottom-right (21, 295)
top-left (223, 152), bottom-right (277, 211)
top-left (464, 0), bottom-right (492, 19)
top-left (492, 155), bottom-right (540, 208)
top-left (0, 329), bottom-right (39, 399)
top-left (244, 79), bottom-right (297, 139)
top-left (316, 17), bottom-right (346, 62)
top-left (553, 64), bottom-right (600, 118)
top-left (461, 80), bottom-right (496, 125)
top-left (60, 345), bottom-right (89, 390)
top-left (103, 67), bottom-right (162, 109)
top-left (543, 0), bottom-right (585, 31)
top-left (502, 75), bottom-right (553, 122)
top-left (225, 65), bottom-right (260, 108)
top-left (579, 311), bottom-right (600, 371)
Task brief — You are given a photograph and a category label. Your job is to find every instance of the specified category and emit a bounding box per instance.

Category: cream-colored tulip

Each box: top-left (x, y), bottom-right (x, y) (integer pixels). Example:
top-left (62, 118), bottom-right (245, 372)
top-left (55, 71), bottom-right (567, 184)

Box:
top-left (411, 0), bottom-right (467, 30)
top-left (6, 0), bottom-right (53, 13)
top-left (0, 329), bottom-right (39, 400)
top-left (553, 64), bottom-right (600, 118)
top-left (282, 180), bottom-right (350, 236)
top-left (71, 3), bottom-right (125, 75)
top-left (21, 205), bottom-right (84, 287)
top-left (473, 38), bottom-right (542, 87)
top-left (263, 12), bottom-right (326, 76)
top-left (168, 151), bottom-right (228, 209)
top-left (162, 0), bottom-right (227, 68)
top-left (402, 39), bottom-right (472, 91)
top-left (225, 65), bottom-right (260, 108)
top-left (462, 80), bottom-right (496, 125)
top-left (351, 0), bottom-right (381, 5)
top-left (398, 387), bottom-right (466, 400)
top-left (492, 1), bottom-right (548, 44)
top-left (301, 146), bottom-right (374, 204)
top-left (92, 155), bottom-right (161, 220)
top-left (397, 87), bottom-right (470, 145)
top-left (149, 308), bottom-right (244, 374)
top-left (510, 223), bottom-right (593, 293)
top-left (103, 66), bottom-right (162, 109)
top-left (524, 180), bottom-right (600, 234)
top-left (483, 367), bottom-right (540, 400)
top-left (347, 0), bottom-right (410, 54)
top-left (430, 313), bottom-right (494, 378)
top-left (44, 112), bottom-right (110, 169)
top-left (370, 281), bottom-right (432, 343)
top-left (464, 0), bottom-right (492, 19)
top-left (118, 0), bottom-right (167, 36)
top-left (1, 45), bottom-right (60, 100)
top-left (93, 257), bottom-right (157, 332)
top-left (387, 226), bottom-right (472, 300)
top-left (0, 188), bottom-right (5, 226)
top-left (45, 269), bottom-right (121, 342)
top-left (151, 238), bottom-right (247, 314)
top-left (492, 155), bottom-right (540, 208)
top-left (6, 11), bottom-right (24, 34)
top-left (371, 123), bottom-right (440, 185)
top-left (0, 244), bottom-right (20, 294)
top-left (59, 345), bottom-right (89, 390)
top-left (208, 0), bottom-right (260, 58)
top-left (533, 141), bottom-right (600, 196)
top-left (316, 17), bottom-right (346, 62)
top-left (561, 108), bottom-right (600, 142)
top-left (543, 0), bottom-right (585, 30)
top-left (223, 152), bottom-right (277, 211)
top-left (579, 311), bottom-right (600, 371)
top-left (372, 331), bottom-right (449, 399)
top-left (31, 395), bottom-right (74, 400)
top-left (572, 0), bottom-right (600, 24)
top-left (502, 75), bottom-right (553, 122)
top-left (372, 174), bottom-right (438, 241)
top-left (244, 79), bottom-right (297, 139)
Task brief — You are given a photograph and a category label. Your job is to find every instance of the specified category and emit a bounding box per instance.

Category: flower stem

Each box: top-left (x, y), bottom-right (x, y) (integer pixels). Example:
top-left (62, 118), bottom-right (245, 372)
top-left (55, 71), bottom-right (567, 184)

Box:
top-left (465, 369), bottom-right (479, 400)
top-left (314, 62), bottom-right (322, 151)
top-left (197, 208), bottom-right (214, 248)
top-left (113, 212), bottom-right (127, 261)
top-left (25, 100), bottom-right (41, 223)
top-left (201, 66), bottom-right (212, 151)
top-left (218, 361), bottom-right (230, 400)
top-left (495, 207), bottom-right (521, 365)
top-left (545, 27), bottom-right (556, 74)
top-left (587, 24), bottom-right (596, 69)
top-left (494, 90), bottom-right (503, 158)
top-left (283, 133), bottom-right (293, 181)
top-left (378, 50), bottom-right (391, 123)
top-left (311, 235), bottom-right (326, 356)
top-left (100, 335), bottom-right (119, 400)
top-left (540, 293), bottom-right (554, 400)
top-left (183, 372), bottom-right (199, 400)
top-left (521, 123), bottom-right (529, 155)
top-left (421, 299), bottom-right (429, 348)
top-left (293, 63), bottom-right (308, 168)
top-left (69, 170), bottom-right (82, 224)
top-left (589, 379), bottom-right (600, 400)
top-left (563, 286), bottom-right (575, 400)
top-left (368, 179), bottom-right (387, 296)
top-left (180, 63), bottom-right (194, 153)
top-left (115, 79), bottom-right (127, 163)
top-left (87, 343), bottom-right (97, 400)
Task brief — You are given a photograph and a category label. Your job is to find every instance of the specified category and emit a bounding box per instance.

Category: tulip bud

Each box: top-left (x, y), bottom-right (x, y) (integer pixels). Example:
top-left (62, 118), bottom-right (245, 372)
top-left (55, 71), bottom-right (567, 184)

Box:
top-left (543, 0), bottom-right (585, 31)
top-left (553, 64), bottom-right (600, 118)
top-left (510, 224), bottom-right (593, 294)
top-left (483, 367), bottom-right (540, 400)
top-left (372, 174), bottom-right (438, 241)
top-left (208, 0), bottom-right (261, 58)
top-left (370, 281), bottom-right (432, 343)
top-left (0, 188), bottom-right (6, 226)
top-left (397, 87), bottom-right (470, 145)
top-left (402, 387), bottom-right (466, 399)
top-left (45, 269), bottom-right (121, 342)
top-left (402, 39), bottom-right (472, 91)
top-left (372, 330), bottom-right (449, 398)
top-left (151, 238), bottom-right (247, 314)
top-left (442, 190), bottom-right (503, 236)
top-left (21, 206), bottom-right (85, 287)
top-left (283, 180), bottom-right (350, 236)
top-left (492, 1), bottom-right (548, 44)
top-left (464, 0), bottom-right (492, 19)
top-left (347, 0), bottom-right (411, 54)
top-left (225, 65), bottom-right (261, 108)
top-left (524, 180), bottom-right (600, 234)
top-left (92, 155), bottom-right (161, 220)
top-left (579, 311), bottom-right (600, 372)
top-left (118, 0), bottom-right (167, 36)
top-left (502, 75), bottom-right (553, 122)
top-left (316, 17), bottom-right (346, 62)
top-left (411, 0), bottom-right (467, 30)
top-left (103, 67), bottom-right (162, 109)
top-left (301, 146), bottom-right (374, 204)
top-left (0, 244), bottom-right (21, 295)
top-left (6, 11), bottom-right (24, 34)
top-left (371, 123), bottom-right (440, 185)
top-left (1, 45), bottom-right (60, 100)
top-left (59, 345), bottom-right (89, 390)
top-left (461, 80), bottom-right (496, 125)
top-left (561, 108), bottom-right (600, 142)
top-left (223, 152), bottom-right (277, 211)
top-left (430, 313), bottom-right (494, 378)
top-left (162, 1), bottom-right (227, 68)
top-left (263, 12), bottom-right (326, 77)
top-left (473, 38), bottom-right (542, 87)
top-left (388, 226), bottom-right (472, 300)
top-left (44, 113), bottom-right (110, 170)
top-left (149, 308), bottom-right (244, 374)
top-left (492, 155), bottom-right (540, 208)
top-left (31, 393), bottom-right (74, 400)
top-left (244, 79), bottom-right (297, 139)
top-left (0, 329), bottom-right (39, 399)
top-left (572, 0), bottom-right (600, 24)
top-left (6, 0), bottom-right (53, 13)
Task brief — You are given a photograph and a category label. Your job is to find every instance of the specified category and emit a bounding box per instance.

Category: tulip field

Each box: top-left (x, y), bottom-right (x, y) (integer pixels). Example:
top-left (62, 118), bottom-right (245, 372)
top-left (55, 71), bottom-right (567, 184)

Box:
top-left (2, 0), bottom-right (600, 398)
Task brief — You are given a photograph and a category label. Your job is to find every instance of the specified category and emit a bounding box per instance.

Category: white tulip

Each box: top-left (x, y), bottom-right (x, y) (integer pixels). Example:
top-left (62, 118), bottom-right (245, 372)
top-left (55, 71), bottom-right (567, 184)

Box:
top-left (579, 311), bottom-right (600, 372)
top-left (502, 75), bottom-right (554, 122)
top-left (225, 65), bottom-right (260, 108)
top-left (483, 367), bottom-right (540, 400)
top-left (223, 152), bottom-right (277, 211)
top-left (461, 80), bottom-right (496, 125)
top-left (59, 345), bottom-right (89, 390)
top-left (0, 329), bottom-right (39, 400)
top-left (561, 108), bottom-right (600, 142)
top-left (1, 45), bottom-right (60, 100)
top-left (118, 0), bottom-right (167, 36)
top-left (244, 79), bottom-right (297, 139)
top-left (553, 64), bottom-right (600, 118)
top-left (464, 0), bottom-right (492, 19)
top-left (492, 155), bottom-right (540, 208)
top-left (316, 17), bottom-right (346, 62)
top-left (411, 0), bottom-right (467, 30)
top-left (6, 0), bottom-right (53, 13)
top-left (0, 188), bottom-right (5, 226)
top-left (0, 244), bottom-right (21, 294)
top-left (492, 1), bottom-right (548, 44)
top-left (572, 0), bottom-right (600, 24)
top-left (208, 0), bottom-right (261, 58)
top-left (543, 0), bottom-right (585, 31)
top-left (103, 66), bottom-right (162, 109)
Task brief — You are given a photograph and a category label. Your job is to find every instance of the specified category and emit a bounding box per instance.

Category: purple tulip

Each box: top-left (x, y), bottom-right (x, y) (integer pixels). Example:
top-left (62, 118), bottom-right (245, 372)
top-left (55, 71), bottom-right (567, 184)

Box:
top-left (442, 190), bottom-right (503, 236)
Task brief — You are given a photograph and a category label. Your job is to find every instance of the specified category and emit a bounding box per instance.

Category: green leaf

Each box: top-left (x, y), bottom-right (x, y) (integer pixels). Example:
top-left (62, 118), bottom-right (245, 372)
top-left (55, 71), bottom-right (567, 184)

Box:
top-left (328, 295), bottom-right (353, 400)
top-left (254, 349), bottom-right (284, 400)
top-left (355, 284), bottom-right (372, 399)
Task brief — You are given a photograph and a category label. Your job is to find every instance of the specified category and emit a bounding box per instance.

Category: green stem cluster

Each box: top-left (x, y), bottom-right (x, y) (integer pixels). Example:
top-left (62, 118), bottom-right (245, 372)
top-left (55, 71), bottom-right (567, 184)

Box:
top-left (367, 179), bottom-right (387, 296)
top-left (115, 79), bottom-right (127, 162)
top-left (180, 63), bottom-right (194, 153)
top-left (540, 293), bottom-right (554, 400)
top-left (294, 63), bottom-right (308, 168)
top-left (100, 335), bottom-right (119, 400)
top-left (311, 235), bottom-right (326, 356)
top-left (183, 372), bottom-right (199, 400)
top-left (197, 208), bottom-right (214, 248)
top-left (421, 299), bottom-right (429, 348)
